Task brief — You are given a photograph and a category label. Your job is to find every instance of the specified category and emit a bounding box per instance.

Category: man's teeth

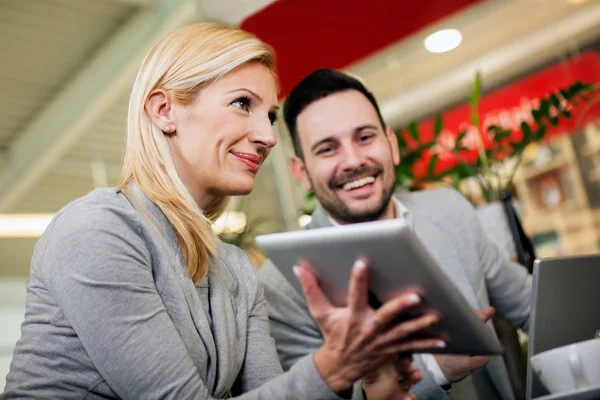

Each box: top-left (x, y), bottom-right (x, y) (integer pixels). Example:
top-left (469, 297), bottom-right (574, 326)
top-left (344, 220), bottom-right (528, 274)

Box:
top-left (343, 176), bottom-right (376, 191)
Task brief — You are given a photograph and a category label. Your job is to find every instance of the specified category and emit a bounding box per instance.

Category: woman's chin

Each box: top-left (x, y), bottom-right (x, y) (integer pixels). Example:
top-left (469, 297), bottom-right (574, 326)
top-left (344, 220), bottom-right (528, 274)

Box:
top-left (226, 183), bottom-right (255, 196)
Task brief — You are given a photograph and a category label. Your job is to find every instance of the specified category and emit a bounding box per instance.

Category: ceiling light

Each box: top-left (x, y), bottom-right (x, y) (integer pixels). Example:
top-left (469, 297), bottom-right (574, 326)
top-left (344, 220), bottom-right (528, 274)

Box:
top-left (424, 29), bottom-right (462, 53)
top-left (0, 214), bottom-right (55, 238)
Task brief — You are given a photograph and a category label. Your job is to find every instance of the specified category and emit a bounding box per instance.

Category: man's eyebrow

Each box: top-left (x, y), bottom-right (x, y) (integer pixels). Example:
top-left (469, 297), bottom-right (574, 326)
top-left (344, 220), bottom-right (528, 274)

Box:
top-left (354, 124), bottom-right (379, 133)
top-left (310, 137), bottom-right (336, 153)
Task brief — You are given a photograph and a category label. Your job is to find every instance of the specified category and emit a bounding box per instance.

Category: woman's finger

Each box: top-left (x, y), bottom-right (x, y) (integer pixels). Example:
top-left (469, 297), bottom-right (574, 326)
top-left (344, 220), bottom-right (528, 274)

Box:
top-left (347, 258), bottom-right (369, 313)
top-left (372, 312), bottom-right (439, 347)
top-left (379, 337), bottom-right (447, 355)
top-left (368, 292), bottom-right (422, 332)
top-left (294, 264), bottom-right (332, 323)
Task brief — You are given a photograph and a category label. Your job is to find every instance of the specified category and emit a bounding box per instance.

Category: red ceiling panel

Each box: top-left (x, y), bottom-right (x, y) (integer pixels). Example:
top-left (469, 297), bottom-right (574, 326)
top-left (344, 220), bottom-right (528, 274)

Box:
top-left (241, 0), bottom-right (484, 98)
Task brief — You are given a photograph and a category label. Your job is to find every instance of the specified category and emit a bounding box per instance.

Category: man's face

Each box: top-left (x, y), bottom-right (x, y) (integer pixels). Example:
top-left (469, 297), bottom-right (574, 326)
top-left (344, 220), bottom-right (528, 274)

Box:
top-left (291, 90), bottom-right (400, 224)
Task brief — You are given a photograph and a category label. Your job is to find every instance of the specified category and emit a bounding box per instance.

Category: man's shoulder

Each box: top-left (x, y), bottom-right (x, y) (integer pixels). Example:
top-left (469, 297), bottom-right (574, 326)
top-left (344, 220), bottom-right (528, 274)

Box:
top-left (257, 258), bottom-right (299, 297)
top-left (256, 258), bottom-right (281, 285)
top-left (398, 188), bottom-right (481, 235)
top-left (397, 187), bottom-right (473, 213)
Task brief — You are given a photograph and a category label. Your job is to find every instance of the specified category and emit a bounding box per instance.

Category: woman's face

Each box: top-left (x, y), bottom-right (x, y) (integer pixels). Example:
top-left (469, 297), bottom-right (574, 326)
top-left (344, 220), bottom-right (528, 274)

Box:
top-left (149, 62), bottom-right (279, 208)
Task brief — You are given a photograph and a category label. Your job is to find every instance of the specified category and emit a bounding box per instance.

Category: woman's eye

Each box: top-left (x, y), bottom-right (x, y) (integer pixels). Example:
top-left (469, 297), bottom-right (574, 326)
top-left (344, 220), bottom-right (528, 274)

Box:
top-left (268, 112), bottom-right (278, 126)
top-left (232, 97), bottom-right (250, 112)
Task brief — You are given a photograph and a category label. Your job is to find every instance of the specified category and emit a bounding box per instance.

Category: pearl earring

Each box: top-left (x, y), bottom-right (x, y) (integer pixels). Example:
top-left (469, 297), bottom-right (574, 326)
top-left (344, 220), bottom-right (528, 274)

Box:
top-left (163, 126), bottom-right (172, 133)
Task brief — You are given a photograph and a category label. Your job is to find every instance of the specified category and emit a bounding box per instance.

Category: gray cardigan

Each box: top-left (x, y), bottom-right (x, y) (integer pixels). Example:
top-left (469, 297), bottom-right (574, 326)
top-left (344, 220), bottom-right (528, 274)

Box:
top-left (2, 186), bottom-right (344, 400)
top-left (258, 188), bottom-right (532, 400)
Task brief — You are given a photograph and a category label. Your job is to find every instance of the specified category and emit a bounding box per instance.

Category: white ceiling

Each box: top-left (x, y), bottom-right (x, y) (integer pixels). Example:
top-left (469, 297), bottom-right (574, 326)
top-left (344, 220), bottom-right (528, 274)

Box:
top-left (0, 0), bottom-right (135, 147)
top-left (1, 0), bottom-right (600, 276)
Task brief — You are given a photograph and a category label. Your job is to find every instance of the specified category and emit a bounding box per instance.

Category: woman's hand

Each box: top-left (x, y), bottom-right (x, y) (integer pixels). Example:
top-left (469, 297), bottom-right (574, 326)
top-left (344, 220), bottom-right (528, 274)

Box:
top-left (295, 258), bottom-right (445, 394)
top-left (362, 355), bottom-right (420, 400)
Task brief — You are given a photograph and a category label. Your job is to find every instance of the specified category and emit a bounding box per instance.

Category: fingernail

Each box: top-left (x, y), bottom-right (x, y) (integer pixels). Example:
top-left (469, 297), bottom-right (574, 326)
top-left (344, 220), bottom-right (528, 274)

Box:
top-left (406, 293), bottom-right (420, 305)
top-left (293, 265), bottom-right (300, 277)
top-left (353, 259), bottom-right (366, 270)
top-left (428, 316), bottom-right (438, 326)
top-left (436, 341), bottom-right (446, 348)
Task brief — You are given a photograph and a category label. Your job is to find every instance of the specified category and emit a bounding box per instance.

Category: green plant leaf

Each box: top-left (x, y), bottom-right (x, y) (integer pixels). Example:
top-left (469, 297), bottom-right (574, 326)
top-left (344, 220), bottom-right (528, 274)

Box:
top-left (539, 99), bottom-right (550, 117)
top-left (407, 122), bottom-right (420, 141)
top-left (531, 109), bottom-right (542, 125)
top-left (470, 71), bottom-right (482, 107)
top-left (535, 124), bottom-right (547, 140)
top-left (454, 131), bottom-right (467, 151)
top-left (396, 132), bottom-right (407, 150)
top-left (560, 89), bottom-right (570, 101)
top-left (582, 83), bottom-right (594, 91)
top-left (434, 115), bottom-right (443, 139)
top-left (395, 163), bottom-right (415, 182)
top-left (550, 94), bottom-right (560, 108)
top-left (451, 171), bottom-right (461, 189)
top-left (568, 81), bottom-right (584, 96)
top-left (493, 129), bottom-right (512, 141)
top-left (561, 110), bottom-right (572, 119)
top-left (520, 122), bottom-right (532, 140)
top-left (550, 116), bottom-right (560, 126)
top-left (427, 154), bottom-right (439, 177)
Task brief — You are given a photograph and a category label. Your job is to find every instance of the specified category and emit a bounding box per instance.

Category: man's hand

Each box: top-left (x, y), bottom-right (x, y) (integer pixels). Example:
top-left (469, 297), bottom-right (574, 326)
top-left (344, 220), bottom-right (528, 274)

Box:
top-left (434, 307), bottom-right (496, 383)
top-left (362, 355), bottom-right (420, 400)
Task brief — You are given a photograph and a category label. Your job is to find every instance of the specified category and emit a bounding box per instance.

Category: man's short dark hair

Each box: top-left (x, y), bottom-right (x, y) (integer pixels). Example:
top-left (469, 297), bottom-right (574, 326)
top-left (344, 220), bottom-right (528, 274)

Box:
top-left (283, 68), bottom-right (386, 159)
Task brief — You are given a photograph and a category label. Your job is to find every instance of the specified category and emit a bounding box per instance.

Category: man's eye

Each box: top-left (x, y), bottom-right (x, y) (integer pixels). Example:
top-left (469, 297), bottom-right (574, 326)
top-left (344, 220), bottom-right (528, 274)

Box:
top-left (232, 97), bottom-right (251, 112)
top-left (360, 134), bottom-right (374, 141)
top-left (317, 147), bottom-right (332, 155)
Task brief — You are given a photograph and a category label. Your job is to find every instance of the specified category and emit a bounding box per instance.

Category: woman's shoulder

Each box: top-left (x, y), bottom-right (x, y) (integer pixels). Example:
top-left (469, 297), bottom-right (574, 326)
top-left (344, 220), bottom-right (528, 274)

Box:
top-left (38, 188), bottom-right (145, 255)
top-left (30, 188), bottom-right (152, 283)
top-left (50, 187), bottom-right (139, 230)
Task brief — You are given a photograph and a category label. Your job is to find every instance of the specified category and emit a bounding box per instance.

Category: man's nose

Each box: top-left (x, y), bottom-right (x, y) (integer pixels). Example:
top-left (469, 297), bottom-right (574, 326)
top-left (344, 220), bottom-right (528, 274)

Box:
top-left (340, 144), bottom-right (365, 170)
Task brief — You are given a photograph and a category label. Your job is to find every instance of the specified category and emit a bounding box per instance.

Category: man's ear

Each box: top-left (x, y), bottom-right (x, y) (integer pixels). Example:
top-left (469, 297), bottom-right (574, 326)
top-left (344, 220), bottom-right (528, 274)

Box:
top-left (291, 155), bottom-right (313, 191)
top-left (146, 89), bottom-right (177, 133)
top-left (386, 125), bottom-right (401, 166)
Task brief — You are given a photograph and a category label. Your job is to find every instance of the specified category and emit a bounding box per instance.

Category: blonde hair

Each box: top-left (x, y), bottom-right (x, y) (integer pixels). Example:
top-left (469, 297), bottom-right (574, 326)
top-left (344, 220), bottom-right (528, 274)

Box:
top-left (119, 23), bottom-right (276, 283)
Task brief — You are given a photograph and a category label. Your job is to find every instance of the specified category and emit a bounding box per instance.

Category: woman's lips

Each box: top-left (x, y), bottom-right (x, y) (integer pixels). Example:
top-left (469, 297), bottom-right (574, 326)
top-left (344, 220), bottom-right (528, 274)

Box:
top-left (231, 151), bottom-right (262, 173)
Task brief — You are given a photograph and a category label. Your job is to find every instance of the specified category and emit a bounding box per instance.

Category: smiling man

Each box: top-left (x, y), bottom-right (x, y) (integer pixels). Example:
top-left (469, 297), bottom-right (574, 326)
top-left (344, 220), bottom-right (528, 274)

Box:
top-left (257, 68), bottom-right (533, 400)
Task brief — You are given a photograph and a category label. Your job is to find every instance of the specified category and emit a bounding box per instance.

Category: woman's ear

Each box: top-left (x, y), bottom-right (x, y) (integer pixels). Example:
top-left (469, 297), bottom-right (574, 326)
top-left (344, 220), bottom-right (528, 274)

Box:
top-left (146, 89), bottom-right (177, 133)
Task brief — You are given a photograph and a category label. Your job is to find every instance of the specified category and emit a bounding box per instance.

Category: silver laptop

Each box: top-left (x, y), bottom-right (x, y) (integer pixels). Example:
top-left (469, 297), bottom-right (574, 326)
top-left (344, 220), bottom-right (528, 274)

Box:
top-left (526, 254), bottom-right (600, 399)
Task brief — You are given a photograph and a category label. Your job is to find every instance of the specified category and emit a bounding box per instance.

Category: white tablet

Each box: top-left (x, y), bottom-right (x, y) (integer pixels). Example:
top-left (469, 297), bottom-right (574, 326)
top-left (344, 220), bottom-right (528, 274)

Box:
top-left (256, 218), bottom-right (504, 356)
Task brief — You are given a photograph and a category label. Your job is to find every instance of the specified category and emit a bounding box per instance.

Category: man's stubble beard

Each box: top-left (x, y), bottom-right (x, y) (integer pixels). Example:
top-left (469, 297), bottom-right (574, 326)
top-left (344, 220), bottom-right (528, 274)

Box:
top-left (308, 171), bottom-right (396, 225)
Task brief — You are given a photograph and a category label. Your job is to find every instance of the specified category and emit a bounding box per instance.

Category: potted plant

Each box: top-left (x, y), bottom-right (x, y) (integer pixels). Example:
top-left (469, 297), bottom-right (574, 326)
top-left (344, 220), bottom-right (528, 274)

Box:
top-left (395, 73), bottom-right (596, 264)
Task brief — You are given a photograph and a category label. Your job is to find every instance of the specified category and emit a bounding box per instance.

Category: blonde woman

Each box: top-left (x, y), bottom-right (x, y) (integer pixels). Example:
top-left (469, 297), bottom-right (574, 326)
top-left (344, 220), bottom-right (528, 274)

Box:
top-left (2, 24), bottom-right (443, 400)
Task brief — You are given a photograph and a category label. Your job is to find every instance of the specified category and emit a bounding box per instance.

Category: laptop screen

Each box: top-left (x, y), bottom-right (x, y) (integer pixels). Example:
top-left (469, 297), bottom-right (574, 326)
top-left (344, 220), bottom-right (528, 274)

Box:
top-left (526, 254), bottom-right (600, 399)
